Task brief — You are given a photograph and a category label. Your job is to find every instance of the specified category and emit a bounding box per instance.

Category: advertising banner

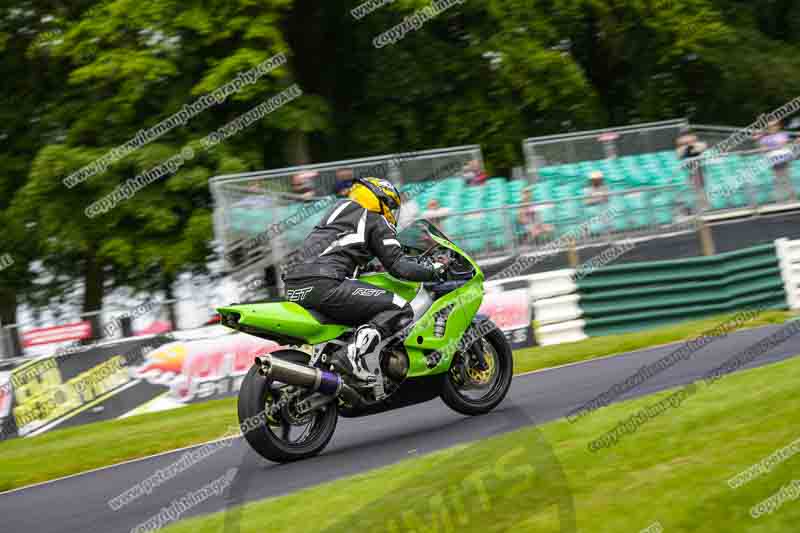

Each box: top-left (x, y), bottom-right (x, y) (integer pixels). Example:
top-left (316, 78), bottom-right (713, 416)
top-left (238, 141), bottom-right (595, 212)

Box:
top-left (0, 285), bottom-right (533, 441)
top-left (6, 335), bottom-right (174, 438)
top-left (479, 283), bottom-right (536, 349)
top-left (21, 321), bottom-right (93, 348)
top-left (127, 326), bottom-right (282, 414)
top-left (0, 326), bottom-right (284, 440)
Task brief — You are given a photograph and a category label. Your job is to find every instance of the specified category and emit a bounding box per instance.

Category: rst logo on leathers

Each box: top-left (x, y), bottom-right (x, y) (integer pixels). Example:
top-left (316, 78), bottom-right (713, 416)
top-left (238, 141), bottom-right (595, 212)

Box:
top-left (286, 287), bottom-right (313, 302)
top-left (352, 288), bottom-right (386, 297)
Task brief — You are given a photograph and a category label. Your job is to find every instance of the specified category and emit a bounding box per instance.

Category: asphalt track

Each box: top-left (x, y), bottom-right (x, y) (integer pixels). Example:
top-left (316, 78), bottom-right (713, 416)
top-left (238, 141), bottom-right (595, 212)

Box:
top-left (2, 322), bottom-right (800, 533)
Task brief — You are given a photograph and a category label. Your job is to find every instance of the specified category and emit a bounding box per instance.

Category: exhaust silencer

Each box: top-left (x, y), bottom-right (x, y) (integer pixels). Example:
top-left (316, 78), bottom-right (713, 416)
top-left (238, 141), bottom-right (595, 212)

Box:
top-left (255, 355), bottom-right (343, 396)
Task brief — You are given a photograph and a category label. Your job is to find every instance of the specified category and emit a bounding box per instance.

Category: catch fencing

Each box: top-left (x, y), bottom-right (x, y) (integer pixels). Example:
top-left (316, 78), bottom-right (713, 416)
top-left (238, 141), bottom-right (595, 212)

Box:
top-left (210, 145), bottom-right (483, 286)
top-left (428, 184), bottom-right (696, 262)
top-left (523, 120), bottom-right (800, 220)
top-left (523, 119), bottom-right (688, 172)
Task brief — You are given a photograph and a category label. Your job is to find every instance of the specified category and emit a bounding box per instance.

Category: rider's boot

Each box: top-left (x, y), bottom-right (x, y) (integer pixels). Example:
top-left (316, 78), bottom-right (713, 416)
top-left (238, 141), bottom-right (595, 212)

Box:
top-left (331, 325), bottom-right (381, 383)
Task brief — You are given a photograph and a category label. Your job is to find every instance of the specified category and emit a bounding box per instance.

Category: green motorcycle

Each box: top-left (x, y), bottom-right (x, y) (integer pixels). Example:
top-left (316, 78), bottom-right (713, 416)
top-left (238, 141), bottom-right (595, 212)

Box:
top-left (217, 220), bottom-right (513, 463)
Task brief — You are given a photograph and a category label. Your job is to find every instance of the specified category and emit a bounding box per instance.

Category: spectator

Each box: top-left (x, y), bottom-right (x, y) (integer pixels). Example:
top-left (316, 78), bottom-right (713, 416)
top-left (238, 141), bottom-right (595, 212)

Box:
top-left (334, 168), bottom-right (354, 198)
top-left (423, 198), bottom-right (451, 228)
top-left (676, 131), bottom-right (708, 208)
top-left (517, 188), bottom-right (553, 242)
top-left (462, 159), bottom-right (488, 186)
top-left (290, 171), bottom-right (317, 201)
top-left (584, 171), bottom-right (609, 206)
top-left (757, 119), bottom-right (796, 201)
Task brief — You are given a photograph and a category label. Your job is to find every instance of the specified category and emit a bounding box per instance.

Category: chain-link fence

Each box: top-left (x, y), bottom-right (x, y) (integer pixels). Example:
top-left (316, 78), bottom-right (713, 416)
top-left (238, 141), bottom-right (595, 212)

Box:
top-left (210, 146), bottom-right (485, 285)
top-left (523, 120), bottom-right (800, 218)
top-left (427, 184), bottom-right (696, 262)
top-left (523, 119), bottom-right (688, 177)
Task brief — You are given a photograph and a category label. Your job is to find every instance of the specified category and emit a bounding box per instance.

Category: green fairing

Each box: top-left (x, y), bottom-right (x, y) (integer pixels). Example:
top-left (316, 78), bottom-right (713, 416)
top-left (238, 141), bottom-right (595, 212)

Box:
top-left (404, 234), bottom-right (484, 376)
top-left (217, 302), bottom-right (349, 344)
top-left (359, 273), bottom-right (420, 303)
top-left (216, 226), bottom-right (486, 377)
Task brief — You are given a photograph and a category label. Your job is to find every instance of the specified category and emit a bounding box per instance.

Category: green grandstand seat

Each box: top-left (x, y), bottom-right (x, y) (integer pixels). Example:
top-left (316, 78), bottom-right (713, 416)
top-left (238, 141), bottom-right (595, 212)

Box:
top-left (556, 197), bottom-right (584, 226)
top-left (650, 190), bottom-right (675, 225)
top-left (538, 203), bottom-right (556, 225)
top-left (754, 172), bottom-right (776, 205)
top-left (537, 167), bottom-right (559, 180)
top-left (624, 192), bottom-right (650, 228)
top-left (552, 184), bottom-right (573, 200)
top-left (532, 182), bottom-right (551, 202)
top-left (585, 203), bottom-right (608, 235)
top-left (443, 215), bottom-right (461, 239)
top-left (608, 195), bottom-right (629, 231)
top-left (791, 163), bottom-right (800, 198)
top-left (507, 179), bottom-right (527, 204)
top-left (463, 213), bottom-right (485, 254)
top-left (486, 211), bottom-right (507, 248)
top-left (639, 153), bottom-right (660, 166)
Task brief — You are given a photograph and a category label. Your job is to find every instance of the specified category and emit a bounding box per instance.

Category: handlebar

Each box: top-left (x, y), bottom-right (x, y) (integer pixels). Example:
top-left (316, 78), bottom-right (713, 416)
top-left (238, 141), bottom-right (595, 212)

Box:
top-left (423, 279), bottom-right (470, 298)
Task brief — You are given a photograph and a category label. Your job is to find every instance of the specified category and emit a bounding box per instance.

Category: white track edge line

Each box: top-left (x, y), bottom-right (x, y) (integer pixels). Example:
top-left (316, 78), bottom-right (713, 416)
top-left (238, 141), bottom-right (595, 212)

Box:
top-left (0, 434), bottom-right (241, 497)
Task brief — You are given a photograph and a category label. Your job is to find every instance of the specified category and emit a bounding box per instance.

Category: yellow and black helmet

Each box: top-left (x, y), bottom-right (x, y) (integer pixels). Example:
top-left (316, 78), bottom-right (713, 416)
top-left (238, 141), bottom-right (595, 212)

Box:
top-left (348, 177), bottom-right (402, 225)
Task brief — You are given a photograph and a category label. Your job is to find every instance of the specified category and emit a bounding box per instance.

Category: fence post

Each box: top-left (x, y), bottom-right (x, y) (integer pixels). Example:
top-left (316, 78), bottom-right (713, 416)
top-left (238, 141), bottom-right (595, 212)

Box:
top-left (698, 218), bottom-right (716, 256)
top-left (505, 208), bottom-right (517, 257)
top-left (81, 312), bottom-right (103, 345)
top-left (4, 324), bottom-right (23, 358)
top-left (567, 238), bottom-right (580, 268)
top-left (120, 316), bottom-right (134, 338)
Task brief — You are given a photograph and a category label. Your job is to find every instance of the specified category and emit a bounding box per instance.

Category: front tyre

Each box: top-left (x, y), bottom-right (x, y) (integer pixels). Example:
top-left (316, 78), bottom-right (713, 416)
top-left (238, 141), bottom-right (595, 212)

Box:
top-left (238, 350), bottom-right (338, 463)
top-left (441, 324), bottom-right (513, 416)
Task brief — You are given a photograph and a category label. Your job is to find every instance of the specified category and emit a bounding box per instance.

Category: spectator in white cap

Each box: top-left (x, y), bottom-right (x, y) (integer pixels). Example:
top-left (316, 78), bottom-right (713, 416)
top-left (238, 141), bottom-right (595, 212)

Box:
top-left (584, 170), bottom-right (609, 206)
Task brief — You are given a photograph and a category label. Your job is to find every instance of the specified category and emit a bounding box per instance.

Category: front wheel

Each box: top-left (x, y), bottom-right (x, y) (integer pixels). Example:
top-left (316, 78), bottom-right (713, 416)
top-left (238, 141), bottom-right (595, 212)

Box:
top-left (238, 349), bottom-right (338, 463)
top-left (441, 324), bottom-right (513, 416)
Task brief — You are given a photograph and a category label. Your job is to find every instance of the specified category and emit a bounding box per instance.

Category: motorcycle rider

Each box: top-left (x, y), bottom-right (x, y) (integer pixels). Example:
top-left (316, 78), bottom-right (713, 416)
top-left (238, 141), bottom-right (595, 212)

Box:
top-left (284, 177), bottom-right (445, 381)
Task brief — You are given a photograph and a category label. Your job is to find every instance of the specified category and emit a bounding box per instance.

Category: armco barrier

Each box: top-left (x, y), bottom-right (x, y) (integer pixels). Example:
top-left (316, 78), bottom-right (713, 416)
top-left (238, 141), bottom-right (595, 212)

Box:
top-left (776, 238), bottom-right (800, 310)
top-left (576, 243), bottom-right (788, 337)
top-left (526, 271), bottom-right (587, 345)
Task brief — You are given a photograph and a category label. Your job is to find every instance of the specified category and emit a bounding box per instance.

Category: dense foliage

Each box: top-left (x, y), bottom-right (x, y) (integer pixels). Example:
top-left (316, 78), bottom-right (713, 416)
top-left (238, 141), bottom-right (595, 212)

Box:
top-left (1, 0), bottom-right (797, 322)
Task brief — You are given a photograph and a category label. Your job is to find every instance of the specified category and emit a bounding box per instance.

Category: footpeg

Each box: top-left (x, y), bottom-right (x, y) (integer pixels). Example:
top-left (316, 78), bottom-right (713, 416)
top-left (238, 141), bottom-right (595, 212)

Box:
top-left (361, 350), bottom-right (386, 400)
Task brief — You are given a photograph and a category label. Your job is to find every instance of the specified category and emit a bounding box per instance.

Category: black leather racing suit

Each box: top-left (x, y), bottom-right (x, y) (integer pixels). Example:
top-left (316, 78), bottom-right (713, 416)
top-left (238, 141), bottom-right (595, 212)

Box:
top-left (283, 199), bottom-right (437, 337)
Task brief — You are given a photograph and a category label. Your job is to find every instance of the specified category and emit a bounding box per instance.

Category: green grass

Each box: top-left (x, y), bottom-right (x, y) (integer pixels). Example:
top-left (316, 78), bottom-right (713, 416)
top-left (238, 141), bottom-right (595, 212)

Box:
top-left (0, 309), bottom-right (794, 494)
top-left (0, 397), bottom-right (239, 493)
top-left (164, 352), bottom-right (800, 533)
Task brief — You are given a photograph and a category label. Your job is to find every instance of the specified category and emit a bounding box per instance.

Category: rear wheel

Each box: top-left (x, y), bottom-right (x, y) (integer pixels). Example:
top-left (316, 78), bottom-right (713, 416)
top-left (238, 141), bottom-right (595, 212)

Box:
top-left (440, 324), bottom-right (513, 415)
top-left (238, 349), bottom-right (338, 463)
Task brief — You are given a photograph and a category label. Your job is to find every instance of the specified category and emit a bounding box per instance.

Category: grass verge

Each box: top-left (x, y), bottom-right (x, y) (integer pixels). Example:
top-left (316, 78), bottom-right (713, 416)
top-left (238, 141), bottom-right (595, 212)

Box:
top-left (165, 351), bottom-right (800, 533)
top-left (0, 397), bottom-right (238, 493)
top-left (0, 309), bottom-right (794, 493)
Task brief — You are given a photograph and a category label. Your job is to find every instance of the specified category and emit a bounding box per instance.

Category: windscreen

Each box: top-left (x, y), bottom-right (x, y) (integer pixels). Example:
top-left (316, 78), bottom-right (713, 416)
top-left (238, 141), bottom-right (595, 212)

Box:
top-left (397, 220), bottom-right (451, 253)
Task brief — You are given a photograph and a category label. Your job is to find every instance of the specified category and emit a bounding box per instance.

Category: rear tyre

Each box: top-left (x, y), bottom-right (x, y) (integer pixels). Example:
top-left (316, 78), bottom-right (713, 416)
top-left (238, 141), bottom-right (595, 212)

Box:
top-left (238, 349), bottom-right (338, 463)
top-left (440, 324), bottom-right (513, 416)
